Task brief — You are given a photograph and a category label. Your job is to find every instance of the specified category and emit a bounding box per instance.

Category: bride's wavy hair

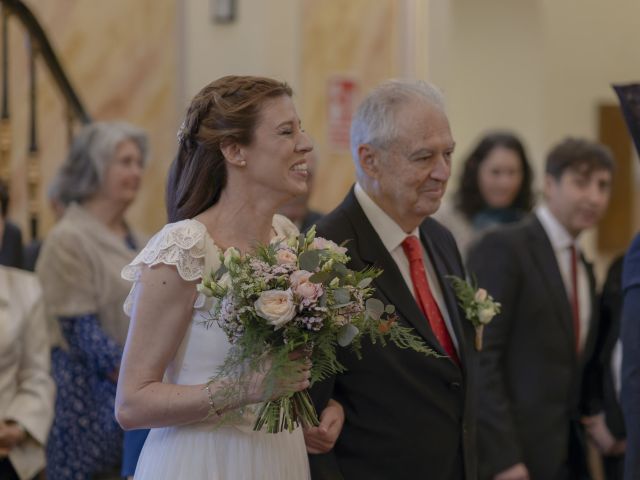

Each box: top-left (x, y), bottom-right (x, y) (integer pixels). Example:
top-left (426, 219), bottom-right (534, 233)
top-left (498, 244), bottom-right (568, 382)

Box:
top-left (166, 75), bottom-right (293, 222)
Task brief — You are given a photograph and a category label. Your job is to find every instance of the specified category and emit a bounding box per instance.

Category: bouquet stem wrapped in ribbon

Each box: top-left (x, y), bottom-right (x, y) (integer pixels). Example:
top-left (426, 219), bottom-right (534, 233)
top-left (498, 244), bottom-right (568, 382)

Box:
top-left (199, 227), bottom-right (436, 433)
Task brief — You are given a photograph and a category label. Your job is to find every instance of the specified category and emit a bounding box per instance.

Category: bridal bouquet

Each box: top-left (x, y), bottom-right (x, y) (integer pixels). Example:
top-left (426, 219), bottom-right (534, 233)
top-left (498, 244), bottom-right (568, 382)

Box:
top-left (198, 226), bottom-right (435, 433)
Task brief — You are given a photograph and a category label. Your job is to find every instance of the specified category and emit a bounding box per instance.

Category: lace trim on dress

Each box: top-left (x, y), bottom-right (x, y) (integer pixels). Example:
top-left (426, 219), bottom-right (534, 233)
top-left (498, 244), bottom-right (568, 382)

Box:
top-left (121, 219), bottom-right (220, 315)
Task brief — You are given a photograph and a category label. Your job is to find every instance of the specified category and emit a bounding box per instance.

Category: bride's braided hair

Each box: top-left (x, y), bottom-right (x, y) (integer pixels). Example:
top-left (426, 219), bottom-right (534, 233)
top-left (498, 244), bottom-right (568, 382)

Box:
top-left (167, 75), bottom-right (292, 222)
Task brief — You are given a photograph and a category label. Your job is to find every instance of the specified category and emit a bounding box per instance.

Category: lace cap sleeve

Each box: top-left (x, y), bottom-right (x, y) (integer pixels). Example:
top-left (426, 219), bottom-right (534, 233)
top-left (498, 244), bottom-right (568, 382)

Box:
top-left (121, 220), bottom-right (221, 316)
top-left (121, 219), bottom-right (221, 283)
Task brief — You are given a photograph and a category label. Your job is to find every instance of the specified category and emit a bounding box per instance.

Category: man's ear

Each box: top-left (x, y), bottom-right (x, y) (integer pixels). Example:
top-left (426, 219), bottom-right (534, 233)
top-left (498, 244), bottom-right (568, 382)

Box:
top-left (357, 144), bottom-right (381, 179)
top-left (220, 139), bottom-right (246, 167)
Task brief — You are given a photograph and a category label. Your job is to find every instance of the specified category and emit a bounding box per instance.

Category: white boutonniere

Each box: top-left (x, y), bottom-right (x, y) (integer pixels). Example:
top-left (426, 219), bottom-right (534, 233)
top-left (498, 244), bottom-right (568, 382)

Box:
top-left (447, 276), bottom-right (501, 351)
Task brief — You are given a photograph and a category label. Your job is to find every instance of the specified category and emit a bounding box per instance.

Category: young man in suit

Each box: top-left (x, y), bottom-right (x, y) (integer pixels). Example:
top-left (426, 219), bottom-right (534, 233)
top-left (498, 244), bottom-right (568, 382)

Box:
top-left (304, 80), bottom-right (477, 480)
top-left (467, 138), bottom-right (614, 480)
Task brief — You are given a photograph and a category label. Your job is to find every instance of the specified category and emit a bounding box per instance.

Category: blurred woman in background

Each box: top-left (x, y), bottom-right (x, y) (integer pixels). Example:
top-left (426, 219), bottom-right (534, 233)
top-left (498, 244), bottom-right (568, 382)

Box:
top-left (435, 131), bottom-right (535, 256)
top-left (36, 121), bottom-right (147, 479)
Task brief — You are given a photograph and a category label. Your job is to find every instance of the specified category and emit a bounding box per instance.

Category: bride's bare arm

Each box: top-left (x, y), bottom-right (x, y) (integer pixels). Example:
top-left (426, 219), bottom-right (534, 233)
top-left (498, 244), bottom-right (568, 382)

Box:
top-left (115, 264), bottom-right (310, 430)
top-left (115, 264), bottom-right (215, 429)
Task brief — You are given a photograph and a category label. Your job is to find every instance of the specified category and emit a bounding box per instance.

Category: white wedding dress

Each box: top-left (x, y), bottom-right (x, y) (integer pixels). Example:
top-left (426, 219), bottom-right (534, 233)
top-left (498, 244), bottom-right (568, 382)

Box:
top-left (121, 215), bottom-right (310, 480)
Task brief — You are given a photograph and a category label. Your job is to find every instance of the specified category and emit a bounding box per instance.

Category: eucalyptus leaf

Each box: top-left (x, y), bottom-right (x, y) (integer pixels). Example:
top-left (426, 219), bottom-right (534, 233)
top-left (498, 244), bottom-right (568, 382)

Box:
top-left (298, 233), bottom-right (306, 251)
top-left (215, 264), bottom-right (228, 280)
top-left (337, 323), bottom-right (359, 347)
top-left (334, 262), bottom-right (348, 277)
top-left (299, 250), bottom-right (321, 271)
top-left (385, 304), bottom-right (396, 314)
top-left (319, 294), bottom-right (328, 307)
top-left (366, 298), bottom-right (385, 320)
top-left (309, 271), bottom-right (330, 284)
top-left (357, 277), bottom-right (373, 289)
top-left (333, 288), bottom-right (351, 305)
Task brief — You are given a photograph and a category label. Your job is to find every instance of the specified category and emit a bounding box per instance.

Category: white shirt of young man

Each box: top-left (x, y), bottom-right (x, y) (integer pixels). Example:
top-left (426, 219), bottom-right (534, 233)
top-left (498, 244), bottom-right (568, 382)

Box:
top-left (354, 183), bottom-right (459, 352)
top-left (536, 205), bottom-right (592, 351)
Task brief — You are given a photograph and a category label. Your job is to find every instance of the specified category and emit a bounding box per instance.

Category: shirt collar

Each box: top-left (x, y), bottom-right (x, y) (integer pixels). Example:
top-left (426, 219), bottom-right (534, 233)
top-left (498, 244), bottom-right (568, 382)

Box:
top-left (354, 183), bottom-right (419, 253)
top-left (535, 204), bottom-right (579, 252)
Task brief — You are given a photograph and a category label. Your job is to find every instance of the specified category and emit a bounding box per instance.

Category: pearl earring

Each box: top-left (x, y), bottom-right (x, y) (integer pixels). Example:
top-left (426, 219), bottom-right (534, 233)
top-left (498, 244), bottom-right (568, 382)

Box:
top-left (239, 160), bottom-right (247, 167)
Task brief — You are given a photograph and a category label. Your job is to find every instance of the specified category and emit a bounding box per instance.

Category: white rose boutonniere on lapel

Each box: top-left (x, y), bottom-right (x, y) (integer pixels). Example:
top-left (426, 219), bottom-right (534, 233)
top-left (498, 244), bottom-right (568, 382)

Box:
top-left (447, 276), bottom-right (501, 351)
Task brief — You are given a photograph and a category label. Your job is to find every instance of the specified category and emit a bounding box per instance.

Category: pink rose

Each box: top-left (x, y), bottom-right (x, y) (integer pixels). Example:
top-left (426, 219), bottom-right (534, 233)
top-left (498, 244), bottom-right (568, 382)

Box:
top-left (290, 270), bottom-right (313, 288)
top-left (474, 288), bottom-right (488, 302)
top-left (310, 237), bottom-right (348, 255)
top-left (295, 281), bottom-right (323, 302)
top-left (276, 248), bottom-right (298, 265)
top-left (289, 270), bottom-right (323, 305)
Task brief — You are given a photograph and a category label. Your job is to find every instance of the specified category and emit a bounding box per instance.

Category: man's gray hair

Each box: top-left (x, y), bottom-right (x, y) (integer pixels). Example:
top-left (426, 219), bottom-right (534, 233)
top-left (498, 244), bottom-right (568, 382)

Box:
top-left (350, 79), bottom-right (446, 161)
top-left (51, 121), bottom-right (148, 205)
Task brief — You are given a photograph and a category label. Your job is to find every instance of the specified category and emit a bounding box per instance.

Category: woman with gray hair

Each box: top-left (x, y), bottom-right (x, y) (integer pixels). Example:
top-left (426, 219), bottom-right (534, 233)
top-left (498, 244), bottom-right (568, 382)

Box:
top-left (36, 121), bottom-right (147, 479)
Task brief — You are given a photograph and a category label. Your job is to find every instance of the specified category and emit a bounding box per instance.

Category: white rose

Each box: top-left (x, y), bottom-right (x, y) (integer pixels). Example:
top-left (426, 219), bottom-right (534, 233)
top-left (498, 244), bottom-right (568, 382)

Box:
top-left (474, 288), bottom-right (488, 303)
top-left (254, 289), bottom-right (296, 328)
top-left (223, 247), bottom-right (241, 268)
top-left (478, 306), bottom-right (497, 325)
top-left (276, 249), bottom-right (298, 265)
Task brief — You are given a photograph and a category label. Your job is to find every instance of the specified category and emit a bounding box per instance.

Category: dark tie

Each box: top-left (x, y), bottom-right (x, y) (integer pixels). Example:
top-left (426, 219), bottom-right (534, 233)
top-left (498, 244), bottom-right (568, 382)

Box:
top-left (401, 235), bottom-right (459, 365)
top-left (569, 245), bottom-right (580, 352)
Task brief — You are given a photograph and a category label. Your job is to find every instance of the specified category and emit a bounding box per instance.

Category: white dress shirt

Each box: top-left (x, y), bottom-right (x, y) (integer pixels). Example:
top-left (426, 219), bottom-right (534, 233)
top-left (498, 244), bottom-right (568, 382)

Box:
top-left (354, 183), bottom-right (459, 352)
top-left (536, 205), bottom-right (592, 351)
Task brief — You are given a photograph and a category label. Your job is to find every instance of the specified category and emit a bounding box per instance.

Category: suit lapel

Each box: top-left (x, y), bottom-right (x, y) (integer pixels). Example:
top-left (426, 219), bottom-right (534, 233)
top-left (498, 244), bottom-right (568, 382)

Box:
top-left (339, 190), bottom-right (448, 356)
top-left (526, 216), bottom-right (576, 356)
top-left (420, 223), bottom-right (470, 372)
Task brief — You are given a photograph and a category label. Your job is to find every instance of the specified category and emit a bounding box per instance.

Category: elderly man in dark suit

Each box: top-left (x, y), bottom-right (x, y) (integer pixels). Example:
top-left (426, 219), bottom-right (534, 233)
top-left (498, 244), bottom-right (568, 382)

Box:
top-left (304, 79), bottom-right (477, 480)
top-left (467, 138), bottom-right (614, 480)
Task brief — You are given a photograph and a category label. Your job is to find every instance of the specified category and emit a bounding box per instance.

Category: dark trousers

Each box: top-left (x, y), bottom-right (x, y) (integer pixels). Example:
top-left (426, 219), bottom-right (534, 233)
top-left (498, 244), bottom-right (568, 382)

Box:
top-left (0, 458), bottom-right (20, 480)
top-left (603, 455), bottom-right (625, 480)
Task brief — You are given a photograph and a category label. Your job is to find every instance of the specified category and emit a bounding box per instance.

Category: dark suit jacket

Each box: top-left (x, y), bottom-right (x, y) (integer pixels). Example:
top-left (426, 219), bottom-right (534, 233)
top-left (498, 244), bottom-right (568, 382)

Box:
top-left (621, 233), bottom-right (640, 480)
top-left (310, 188), bottom-right (477, 480)
top-left (594, 257), bottom-right (626, 440)
top-left (467, 215), bottom-right (599, 480)
top-left (0, 221), bottom-right (24, 269)
top-left (301, 209), bottom-right (324, 232)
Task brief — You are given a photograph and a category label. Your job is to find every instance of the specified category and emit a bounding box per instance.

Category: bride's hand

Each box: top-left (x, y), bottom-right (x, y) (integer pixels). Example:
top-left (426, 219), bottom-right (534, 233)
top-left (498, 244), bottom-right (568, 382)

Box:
top-left (243, 353), bottom-right (312, 404)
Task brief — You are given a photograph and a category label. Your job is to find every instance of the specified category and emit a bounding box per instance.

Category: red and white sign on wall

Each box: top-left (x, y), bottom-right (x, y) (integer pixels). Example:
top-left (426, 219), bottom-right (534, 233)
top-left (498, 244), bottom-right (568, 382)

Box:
top-left (326, 76), bottom-right (359, 152)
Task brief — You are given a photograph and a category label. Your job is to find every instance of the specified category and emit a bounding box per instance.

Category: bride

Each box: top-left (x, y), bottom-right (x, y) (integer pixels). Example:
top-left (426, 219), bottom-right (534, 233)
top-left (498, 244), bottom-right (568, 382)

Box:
top-left (115, 75), bottom-right (314, 479)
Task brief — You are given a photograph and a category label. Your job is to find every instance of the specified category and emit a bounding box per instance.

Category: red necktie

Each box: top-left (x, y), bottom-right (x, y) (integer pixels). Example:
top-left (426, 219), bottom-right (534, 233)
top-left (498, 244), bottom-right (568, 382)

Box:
top-left (402, 235), bottom-right (460, 365)
top-left (569, 245), bottom-right (580, 353)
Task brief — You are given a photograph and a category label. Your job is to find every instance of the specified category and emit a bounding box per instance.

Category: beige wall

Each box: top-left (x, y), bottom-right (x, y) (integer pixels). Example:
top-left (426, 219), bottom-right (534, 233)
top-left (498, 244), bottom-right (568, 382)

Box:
top-left (5, 0), bottom-right (639, 267)
top-left (300, 0), bottom-right (401, 214)
top-left (6, 0), bottom-right (179, 237)
top-left (180, 0), bottom-right (300, 103)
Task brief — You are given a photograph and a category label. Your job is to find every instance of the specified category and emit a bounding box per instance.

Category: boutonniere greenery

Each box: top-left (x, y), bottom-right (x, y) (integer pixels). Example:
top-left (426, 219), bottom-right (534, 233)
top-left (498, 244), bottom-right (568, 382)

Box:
top-left (447, 276), bottom-right (501, 351)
